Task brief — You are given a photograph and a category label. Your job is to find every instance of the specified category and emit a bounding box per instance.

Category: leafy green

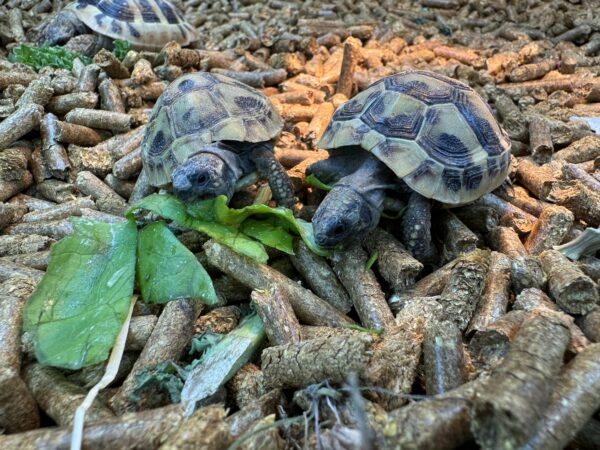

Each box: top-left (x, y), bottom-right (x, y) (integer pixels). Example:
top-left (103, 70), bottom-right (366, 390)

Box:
top-left (240, 218), bottom-right (294, 255)
top-left (305, 173), bottom-right (333, 191)
top-left (130, 361), bottom-right (188, 404)
top-left (112, 39), bottom-right (131, 61)
top-left (189, 331), bottom-right (224, 355)
top-left (137, 221), bottom-right (218, 305)
top-left (127, 194), bottom-right (268, 263)
top-left (128, 194), bottom-right (330, 261)
top-left (9, 44), bottom-right (92, 71)
top-left (365, 251), bottom-right (378, 270)
top-left (188, 195), bottom-right (329, 257)
top-left (181, 314), bottom-right (266, 416)
top-left (23, 218), bottom-right (137, 370)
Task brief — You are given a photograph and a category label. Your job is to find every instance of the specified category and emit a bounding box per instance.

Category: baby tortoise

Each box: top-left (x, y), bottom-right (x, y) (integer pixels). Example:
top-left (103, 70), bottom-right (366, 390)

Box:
top-left (141, 72), bottom-right (295, 208)
top-left (37, 0), bottom-right (197, 51)
top-left (308, 70), bottom-right (511, 248)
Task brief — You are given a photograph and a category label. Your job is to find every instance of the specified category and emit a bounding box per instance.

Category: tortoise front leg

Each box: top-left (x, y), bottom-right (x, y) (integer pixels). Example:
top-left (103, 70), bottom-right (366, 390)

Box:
top-left (250, 144), bottom-right (296, 209)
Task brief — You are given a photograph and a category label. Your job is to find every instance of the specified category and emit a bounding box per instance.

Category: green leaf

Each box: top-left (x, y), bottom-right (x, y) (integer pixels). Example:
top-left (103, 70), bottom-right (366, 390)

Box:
top-left (137, 221), bottom-right (218, 305)
top-left (188, 196), bottom-right (330, 257)
top-left (23, 218), bottom-right (137, 369)
top-left (240, 218), bottom-right (294, 255)
top-left (128, 194), bottom-right (268, 263)
top-left (305, 173), bottom-right (333, 191)
top-left (9, 44), bottom-right (92, 71)
top-left (190, 331), bottom-right (225, 355)
top-left (112, 39), bottom-right (131, 61)
top-left (181, 314), bottom-right (266, 416)
top-left (130, 361), bottom-right (185, 404)
top-left (365, 251), bottom-right (378, 270)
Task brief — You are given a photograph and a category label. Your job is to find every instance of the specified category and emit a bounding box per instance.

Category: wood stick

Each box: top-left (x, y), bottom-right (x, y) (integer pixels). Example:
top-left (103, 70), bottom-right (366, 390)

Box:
top-left (23, 363), bottom-right (114, 426)
top-left (466, 252), bottom-right (511, 335)
top-left (332, 242), bottom-right (395, 330)
top-left (251, 286), bottom-right (301, 346)
top-left (109, 298), bottom-right (201, 413)
top-left (363, 228), bottom-right (423, 292)
top-left (336, 43), bottom-right (355, 98)
top-left (203, 240), bottom-right (353, 327)
top-left (525, 205), bottom-right (574, 255)
top-left (471, 312), bottom-right (570, 449)
top-left (0, 404), bottom-right (184, 449)
top-left (423, 320), bottom-right (466, 395)
top-left (540, 249), bottom-right (599, 315)
top-left (523, 344), bottom-right (600, 449)
top-left (0, 277), bottom-right (39, 432)
top-left (288, 239), bottom-right (351, 313)
top-left (437, 250), bottom-right (490, 331)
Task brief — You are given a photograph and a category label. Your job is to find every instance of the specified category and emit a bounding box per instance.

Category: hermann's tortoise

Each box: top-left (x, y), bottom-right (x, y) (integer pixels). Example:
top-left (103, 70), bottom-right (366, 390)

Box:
top-left (141, 72), bottom-right (295, 207)
top-left (308, 70), bottom-right (511, 248)
top-left (38, 0), bottom-right (197, 51)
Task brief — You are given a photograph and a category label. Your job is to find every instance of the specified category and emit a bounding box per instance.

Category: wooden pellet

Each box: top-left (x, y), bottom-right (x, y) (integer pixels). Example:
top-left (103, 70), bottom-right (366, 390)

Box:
top-left (525, 205), bottom-right (574, 255)
top-left (46, 92), bottom-right (98, 115)
top-left (65, 108), bottom-right (132, 133)
top-left (0, 103), bottom-right (43, 151)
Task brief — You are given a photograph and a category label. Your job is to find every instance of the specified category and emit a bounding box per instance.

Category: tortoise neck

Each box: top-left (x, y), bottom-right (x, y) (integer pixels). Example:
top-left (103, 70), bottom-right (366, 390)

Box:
top-left (333, 153), bottom-right (394, 217)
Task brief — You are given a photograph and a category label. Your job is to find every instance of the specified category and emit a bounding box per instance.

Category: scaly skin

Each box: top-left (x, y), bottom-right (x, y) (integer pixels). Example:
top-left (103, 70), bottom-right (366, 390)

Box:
top-left (171, 143), bottom-right (242, 202)
top-left (312, 153), bottom-right (396, 248)
top-left (171, 141), bottom-right (295, 208)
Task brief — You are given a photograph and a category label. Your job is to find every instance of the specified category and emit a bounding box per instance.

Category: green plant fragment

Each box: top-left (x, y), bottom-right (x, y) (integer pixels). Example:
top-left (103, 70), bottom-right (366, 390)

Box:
top-left (23, 218), bottom-right (137, 370)
top-left (365, 251), bottom-right (379, 270)
top-left (112, 39), bottom-right (131, 61)
top-left (305, 173), bottom-right (333, 191)
top-left (181, 314), bottom-right (266, 416)
top-left (9, 44), bottom-right (92, 71)
top-left (127, 194), bottom-right (268, 263)
top-left (188, 196), bottom-right (330, 257)
top-left (240, 217), bottom-right (294, 255)
top-left (137, 221), bottom-right (218, 305)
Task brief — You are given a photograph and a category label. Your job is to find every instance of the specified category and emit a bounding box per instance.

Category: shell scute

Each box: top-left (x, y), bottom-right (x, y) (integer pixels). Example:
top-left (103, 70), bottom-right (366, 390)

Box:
top-left (318, 70), bottom-right (512, 204)
top-left (142, 73), bottom-right (282, 186)
top-left (361, 92), bottom-right (426, 140)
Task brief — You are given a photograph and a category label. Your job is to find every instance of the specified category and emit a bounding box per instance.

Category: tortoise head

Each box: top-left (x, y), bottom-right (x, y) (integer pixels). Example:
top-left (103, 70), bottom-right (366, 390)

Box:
top-left (171, 148), bottom-right (238, 202)
top-left (312, 186), bottom-right (380, 248)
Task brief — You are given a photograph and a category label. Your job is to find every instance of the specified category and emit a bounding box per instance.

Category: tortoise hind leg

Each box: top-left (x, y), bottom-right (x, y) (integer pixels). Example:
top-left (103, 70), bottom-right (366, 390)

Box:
top-left (37, 10), bottom-right (88, 47)
top-left (250, 144), bottom-right (295, 209)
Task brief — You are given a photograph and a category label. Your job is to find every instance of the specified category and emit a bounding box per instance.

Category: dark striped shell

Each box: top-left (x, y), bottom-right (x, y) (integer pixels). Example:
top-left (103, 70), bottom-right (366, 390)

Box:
top-left (319, 70), bottom-right (511, 204)
top-left (142, 72), bottom-right (284, 187)
top-left (67, 0), bottom-right (197, 50)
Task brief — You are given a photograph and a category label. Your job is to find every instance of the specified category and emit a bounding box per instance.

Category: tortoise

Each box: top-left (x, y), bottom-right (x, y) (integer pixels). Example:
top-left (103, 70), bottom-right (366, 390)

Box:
top-left (141, 72), bottom-right (295, 208)
top-left (37, 0), bottom-right (197, 51)
top-left (308, 70), bottom-right (511, 248)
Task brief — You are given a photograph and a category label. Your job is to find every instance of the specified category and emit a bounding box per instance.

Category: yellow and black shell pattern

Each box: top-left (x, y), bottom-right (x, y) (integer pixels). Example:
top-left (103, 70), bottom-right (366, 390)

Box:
top-left (66, 0), bottom-right (197, 50)
top-left (142, 72), bottom-right (284, 187)
top-left (319, 70), bottom-right (512, 205)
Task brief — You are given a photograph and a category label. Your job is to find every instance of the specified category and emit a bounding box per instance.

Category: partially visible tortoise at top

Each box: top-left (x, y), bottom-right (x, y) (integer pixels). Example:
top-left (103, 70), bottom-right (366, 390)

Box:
top-left (308, 70), bottom-right (511, 248)
top-left (141, 72), bottom-right (295, 207)
top-left (37, 0), bottom-right (197, 51)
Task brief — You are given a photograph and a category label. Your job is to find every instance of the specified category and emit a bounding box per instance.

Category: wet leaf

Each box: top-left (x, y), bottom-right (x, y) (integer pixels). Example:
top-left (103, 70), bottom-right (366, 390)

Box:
top-left (137, 221), bottom-right (218, 305)
top-left (240, 217), bottom-right (294, 255)
top-left (181, 314), bottom-right (266, 416)
top-left (127, 194), bottom-right (268, 263)
top-left (9, 44), bottom-right (92, 71)
top-left (188, 196), bottom-right (330, 257)
top-left (23, 218), bottom-right (137, 370)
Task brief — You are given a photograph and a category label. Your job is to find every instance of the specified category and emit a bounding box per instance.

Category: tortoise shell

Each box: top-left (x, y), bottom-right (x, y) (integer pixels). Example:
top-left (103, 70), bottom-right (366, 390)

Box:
top-left (319, 70), bottom-right (511, 205)
top-left (142, 72), bottom-right (284, 187)
top-left (66, 0), bottom-right (197, 50)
